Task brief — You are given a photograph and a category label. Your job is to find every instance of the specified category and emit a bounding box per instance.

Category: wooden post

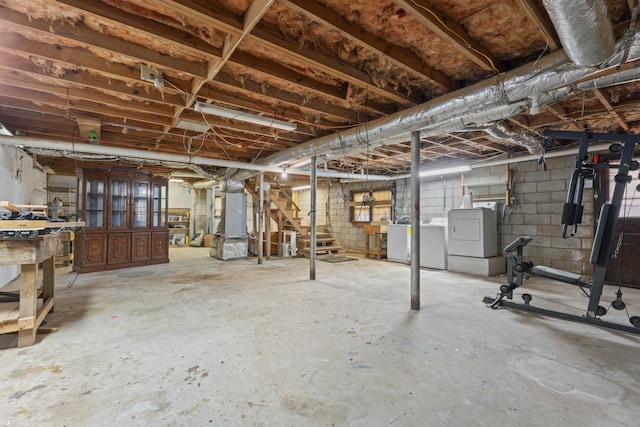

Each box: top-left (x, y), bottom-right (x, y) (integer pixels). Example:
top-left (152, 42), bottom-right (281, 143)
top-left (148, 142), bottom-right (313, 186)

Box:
top-left (266, 201), bottom-right (272, 259)
top-left (18, 263), bottom-right (38, 347)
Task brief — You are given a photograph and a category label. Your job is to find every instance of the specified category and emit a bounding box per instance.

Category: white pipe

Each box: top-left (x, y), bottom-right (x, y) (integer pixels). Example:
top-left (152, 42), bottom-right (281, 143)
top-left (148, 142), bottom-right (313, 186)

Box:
top-left (471, 143), bottom-right (612, 169)
top-left (0, 136), bottom-right (390, 181)
top-left (385, 143), bottom-right (613, 181)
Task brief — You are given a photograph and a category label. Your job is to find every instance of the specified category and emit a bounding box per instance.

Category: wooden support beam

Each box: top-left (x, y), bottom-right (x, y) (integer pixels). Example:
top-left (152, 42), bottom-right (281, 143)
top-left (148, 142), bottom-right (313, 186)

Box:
top-left (285, 0), bottom-right (453, 92)
top-left (516, 0), bottom-right (560, 50)
top-left (593, 89), bottom-right (630, 132)
top-left (544, 104), bottom-right (583, 130)
top-left (395, 0), bottom-right (501, 73)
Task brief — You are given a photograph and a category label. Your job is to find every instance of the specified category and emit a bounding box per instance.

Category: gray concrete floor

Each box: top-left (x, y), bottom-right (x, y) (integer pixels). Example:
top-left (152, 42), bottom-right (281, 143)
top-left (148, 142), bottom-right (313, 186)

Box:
top-left (1, 247), bottom-right (640, 426)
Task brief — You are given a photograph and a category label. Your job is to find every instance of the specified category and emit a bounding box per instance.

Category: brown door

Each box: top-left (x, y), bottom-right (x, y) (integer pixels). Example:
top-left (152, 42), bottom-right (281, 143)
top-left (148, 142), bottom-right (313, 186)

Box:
top-left (597, 160), bottom-right (640, 288)
top-left (152, 231), bottom-right (169, 260)
top-left (606, 218), bottom-right (640, 288)
top-left (84, 233), bottom-right (107, 268)
top-left (132, 232), bottom-right (151, 262)
top-left (108, 233), bottom-right (131, 265)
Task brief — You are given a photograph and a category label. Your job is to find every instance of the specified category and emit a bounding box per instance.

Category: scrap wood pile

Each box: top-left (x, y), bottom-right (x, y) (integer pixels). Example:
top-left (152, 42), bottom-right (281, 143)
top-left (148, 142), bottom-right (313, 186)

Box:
top-left (0, 201), bottom-right (84, 238)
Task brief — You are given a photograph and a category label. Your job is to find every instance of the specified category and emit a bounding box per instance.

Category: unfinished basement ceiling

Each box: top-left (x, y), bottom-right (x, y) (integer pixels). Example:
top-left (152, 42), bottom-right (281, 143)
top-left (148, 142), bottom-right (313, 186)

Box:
top-left (0, 0), bottom-right (637, 180)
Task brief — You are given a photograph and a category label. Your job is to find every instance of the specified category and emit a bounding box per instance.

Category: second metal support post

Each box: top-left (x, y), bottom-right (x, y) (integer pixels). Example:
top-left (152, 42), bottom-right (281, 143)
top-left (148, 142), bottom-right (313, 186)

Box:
top-left (411, 131), bottom-right (421, 310)
top-left (310, 156), bottom-right (317, 280)
top-left (258, 172), bottom-right (264, 265)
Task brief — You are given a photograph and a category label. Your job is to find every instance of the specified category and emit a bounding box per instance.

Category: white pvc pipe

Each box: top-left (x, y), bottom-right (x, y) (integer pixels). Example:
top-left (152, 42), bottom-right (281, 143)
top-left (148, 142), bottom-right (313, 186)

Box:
top-left (0, 136), bottom-right (390, 181)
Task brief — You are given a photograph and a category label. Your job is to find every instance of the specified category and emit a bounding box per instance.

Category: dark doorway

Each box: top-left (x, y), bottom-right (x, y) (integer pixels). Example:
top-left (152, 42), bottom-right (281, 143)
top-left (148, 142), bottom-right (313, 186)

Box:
top-left (596, 160), bottom-right (640, 289)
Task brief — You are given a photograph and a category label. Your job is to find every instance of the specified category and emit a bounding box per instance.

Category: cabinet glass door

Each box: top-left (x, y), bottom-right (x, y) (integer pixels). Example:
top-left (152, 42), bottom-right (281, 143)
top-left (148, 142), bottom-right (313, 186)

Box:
top-left (85, 177), bottom-right (105, 228)
top-left (133, 181), bottom-right (149, 228)
top-left (110, 179), bottom-right (129, 229)
top-left (152, 183), bottom-right (167, 227)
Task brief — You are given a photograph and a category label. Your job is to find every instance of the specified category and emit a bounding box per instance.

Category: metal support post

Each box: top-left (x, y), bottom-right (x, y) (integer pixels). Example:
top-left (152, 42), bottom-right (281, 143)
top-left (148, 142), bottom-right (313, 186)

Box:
top-left (411, 131), bottom-right (420, 310)
top-left (258, 173), bottom-right (264, 264)
top-left (310, 156), bottom-right (317, 280)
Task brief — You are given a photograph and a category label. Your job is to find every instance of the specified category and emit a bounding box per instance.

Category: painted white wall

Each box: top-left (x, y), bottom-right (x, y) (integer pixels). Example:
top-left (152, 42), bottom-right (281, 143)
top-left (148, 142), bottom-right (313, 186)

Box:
top-left (168, 181), bottom-right (193, 208)
top-left (0, 146), bottom-right (47, 286)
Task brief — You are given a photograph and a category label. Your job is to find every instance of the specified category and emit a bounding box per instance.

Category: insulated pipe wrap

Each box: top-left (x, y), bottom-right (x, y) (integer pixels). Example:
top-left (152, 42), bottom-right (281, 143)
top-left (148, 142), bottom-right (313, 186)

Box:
top-left (542, 0), bottom-right (614, 66)
top-left (484, 122), bottom-right (541, 154)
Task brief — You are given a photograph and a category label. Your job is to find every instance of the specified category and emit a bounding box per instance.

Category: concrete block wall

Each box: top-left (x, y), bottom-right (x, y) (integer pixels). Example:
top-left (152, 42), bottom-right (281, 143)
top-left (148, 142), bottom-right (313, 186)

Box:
top-left (501, 157), bottom-right (594, 276)
top-left (392, 158), bottom-right (593, 275)
top-left (295, 185), bottom-right (328, 229)
top-left (295, 181), bottom-right (394, 251)
top-left (291, 155), bottom-right (594, 275)
top-left (395, 176), bottom-right (464, 223)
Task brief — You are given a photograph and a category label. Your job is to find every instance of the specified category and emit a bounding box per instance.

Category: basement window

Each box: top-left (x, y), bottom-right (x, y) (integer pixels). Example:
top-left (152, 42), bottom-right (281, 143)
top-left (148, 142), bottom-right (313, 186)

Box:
top-left (350, 189), bottom-right (392, 223)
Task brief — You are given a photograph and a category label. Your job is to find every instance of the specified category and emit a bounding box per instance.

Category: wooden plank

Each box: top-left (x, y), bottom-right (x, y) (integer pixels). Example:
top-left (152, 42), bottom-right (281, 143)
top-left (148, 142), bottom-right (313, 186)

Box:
top-left (396, 0), bottom-right (501, 73)
top-left (593, 89), bottom-right (630, 132)
top-left (17, 263), bottom-right (37, 347)
top-left (286, 0), bottom-right (453, 91)
top-left (0, 241), bottom-right (39, 264)
top-left (0, 301), bottom-right (20, 324)
top-left (516, 0), bottom-right (560, 50)
top-left (46, 221), bottom-right (85, 229)
top-left (0, 201), bottom-right (21, 212)
top-left (303, 245), bottom-right (342, 252)
top-left (36, 297), bottom-right (54, 327)
top-left (0, 220), bottom-right (46, 230)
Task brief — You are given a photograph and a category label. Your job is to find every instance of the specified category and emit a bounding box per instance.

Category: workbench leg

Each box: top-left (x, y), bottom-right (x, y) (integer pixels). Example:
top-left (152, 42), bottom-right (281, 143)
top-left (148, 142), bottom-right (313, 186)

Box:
top-left (18, 263), bottom-right (38, 347)
top-left (42, 255), bottom-right (55, 313)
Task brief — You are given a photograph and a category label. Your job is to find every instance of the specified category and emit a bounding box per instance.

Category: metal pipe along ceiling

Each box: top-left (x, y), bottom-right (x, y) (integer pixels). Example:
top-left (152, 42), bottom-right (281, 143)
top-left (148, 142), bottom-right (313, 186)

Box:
top-left (0, 136), bottom-right (390, 182)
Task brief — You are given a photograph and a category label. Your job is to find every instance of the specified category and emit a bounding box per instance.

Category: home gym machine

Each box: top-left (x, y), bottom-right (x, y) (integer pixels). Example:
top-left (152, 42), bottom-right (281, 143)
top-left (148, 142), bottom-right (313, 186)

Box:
top-left (484, 130), bottom-right (640, 335)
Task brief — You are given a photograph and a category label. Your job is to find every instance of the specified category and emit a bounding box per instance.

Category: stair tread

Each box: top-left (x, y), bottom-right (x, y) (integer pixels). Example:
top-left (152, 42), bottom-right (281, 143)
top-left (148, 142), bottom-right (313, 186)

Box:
top-left (302, 245), bottom-right (342, 252)
top-left (298, 237), bottom-right (336, 243)
top-left (299, 233), bottom-right (332, 238)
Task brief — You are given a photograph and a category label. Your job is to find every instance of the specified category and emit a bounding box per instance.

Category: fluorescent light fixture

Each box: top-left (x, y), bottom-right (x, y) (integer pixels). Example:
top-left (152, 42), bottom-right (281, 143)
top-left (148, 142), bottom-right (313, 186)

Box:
top-left (292, 185), bottom-right (311, 191)
top-left (169, 178), bottom-right (184, 183)
top-left (419, 164), bottom-right (471, 177)
top-left (176, 119), bottom-right (211, 133)
top-left (195, 101), bottom-right (297, 132)
top-left (0, 122), bottom-right (13, 136)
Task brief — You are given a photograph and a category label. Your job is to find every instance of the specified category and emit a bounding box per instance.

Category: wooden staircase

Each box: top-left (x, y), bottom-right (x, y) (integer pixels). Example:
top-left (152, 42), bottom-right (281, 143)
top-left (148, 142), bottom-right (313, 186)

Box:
top-left (244, 179), bottom-right (342, 258)
top-left (298, 231), bottom-right (343, 258)
top-left (243, 180), bottom-right (307, 235)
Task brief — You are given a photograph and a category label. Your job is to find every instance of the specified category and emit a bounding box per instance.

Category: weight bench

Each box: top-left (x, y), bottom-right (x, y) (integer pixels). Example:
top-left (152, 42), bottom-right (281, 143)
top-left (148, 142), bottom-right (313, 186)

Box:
top-left (484, 130), bottom-right (640, 335)
top-left (529, 265), bottom-right (591, 290)
top-left (486, 236), bottom-right (591, 307)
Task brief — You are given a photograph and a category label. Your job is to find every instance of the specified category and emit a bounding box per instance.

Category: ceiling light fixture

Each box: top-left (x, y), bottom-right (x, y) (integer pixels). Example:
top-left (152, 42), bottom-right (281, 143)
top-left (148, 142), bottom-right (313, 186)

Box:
top-left (292, 185), bottom-right (311, 191)
top-left (175, 119), bottom-right (211, 133)
top-left (419, 164), bottom-right (471, 177)
top-left (194, 101), bottom-right (297, 132)
top-left (0, 122), bottom-right (14, 136)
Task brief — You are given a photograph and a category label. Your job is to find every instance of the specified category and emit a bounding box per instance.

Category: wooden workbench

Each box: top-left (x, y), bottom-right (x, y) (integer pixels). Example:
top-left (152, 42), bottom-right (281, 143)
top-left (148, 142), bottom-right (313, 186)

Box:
top-left (363, 224), bottom-right (388, 260)
top-left (0, 233), bottom-right (61, 347)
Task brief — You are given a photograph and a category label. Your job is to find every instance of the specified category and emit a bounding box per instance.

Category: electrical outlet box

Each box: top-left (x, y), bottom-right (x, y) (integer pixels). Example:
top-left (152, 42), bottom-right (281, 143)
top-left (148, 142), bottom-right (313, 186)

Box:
top-left (141, 64), bottom-right (161, 83)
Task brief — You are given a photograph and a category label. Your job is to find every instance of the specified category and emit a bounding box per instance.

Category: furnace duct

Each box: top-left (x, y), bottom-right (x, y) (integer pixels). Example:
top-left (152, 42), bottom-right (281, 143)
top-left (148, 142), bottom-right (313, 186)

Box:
top-left (229, 1), bottom-right (634, 180)
top-left (542, 0), bottom-right (615, 66)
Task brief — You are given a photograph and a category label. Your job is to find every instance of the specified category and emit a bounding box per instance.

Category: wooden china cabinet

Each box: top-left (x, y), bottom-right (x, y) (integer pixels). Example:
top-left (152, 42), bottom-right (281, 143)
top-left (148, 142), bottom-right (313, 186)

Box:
top-left (73, 167), bottom-right (169, 273)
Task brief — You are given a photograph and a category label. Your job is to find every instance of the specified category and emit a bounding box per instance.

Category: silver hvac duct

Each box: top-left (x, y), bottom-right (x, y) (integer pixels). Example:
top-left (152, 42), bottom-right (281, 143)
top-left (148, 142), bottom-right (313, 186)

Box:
top-left (484, 122), bottom-right (541, 154)
top-left (542, 0), bottom-right (615, 66)
top-left (231, 31), bottom-right (640, 181)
